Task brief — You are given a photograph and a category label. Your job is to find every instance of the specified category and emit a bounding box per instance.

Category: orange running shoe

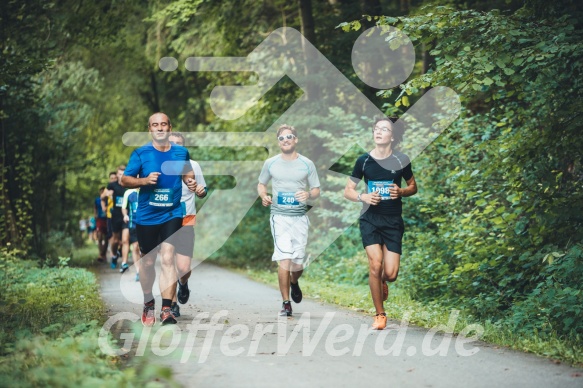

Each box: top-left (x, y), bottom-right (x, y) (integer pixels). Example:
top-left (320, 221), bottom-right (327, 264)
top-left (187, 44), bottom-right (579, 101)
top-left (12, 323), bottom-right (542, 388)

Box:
top-left (372, 313), bottom-right (387, 330)
top-left (382, 281), bottom-right (389, 301)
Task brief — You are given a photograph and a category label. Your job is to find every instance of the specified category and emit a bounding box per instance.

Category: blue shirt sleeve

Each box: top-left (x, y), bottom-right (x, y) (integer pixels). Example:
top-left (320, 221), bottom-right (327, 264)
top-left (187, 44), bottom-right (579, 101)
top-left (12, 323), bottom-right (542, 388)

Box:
top-left (125, 150), bottom-right (142, 178)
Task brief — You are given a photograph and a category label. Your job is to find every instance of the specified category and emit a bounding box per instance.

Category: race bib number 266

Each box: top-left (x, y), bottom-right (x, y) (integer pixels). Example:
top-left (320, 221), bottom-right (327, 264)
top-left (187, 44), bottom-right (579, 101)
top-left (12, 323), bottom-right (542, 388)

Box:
top-left (149, 188), bottom-right (173, 207)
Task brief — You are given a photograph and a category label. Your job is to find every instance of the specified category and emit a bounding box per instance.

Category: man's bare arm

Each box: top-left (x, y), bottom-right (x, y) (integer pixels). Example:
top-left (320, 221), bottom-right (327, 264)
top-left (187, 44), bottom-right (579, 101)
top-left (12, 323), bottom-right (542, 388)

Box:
top-left (258, 183), bottom-right (273, 207)
top-left (122, 173), bottom-right (160, 188)
top-left (182, 170), bottom-right (195, 184)
top-left (309, 187), bottom-right (320, 200)
top-left (391, 176), bottom-right (418, 199)
top-left (344, 178), bottom-right (381, 205)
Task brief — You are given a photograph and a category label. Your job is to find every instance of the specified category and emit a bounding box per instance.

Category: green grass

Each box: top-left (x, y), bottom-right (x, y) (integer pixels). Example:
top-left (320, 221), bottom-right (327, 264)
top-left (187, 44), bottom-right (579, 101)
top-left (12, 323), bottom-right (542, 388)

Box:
top-left (1, 266), bottom-right (104, 336)
top-left (0, 251), bottom-right (177, 386)
top-left (237, 264), bottom-right (582, 366)
top-left (70, 242), bottom-right (102, 267)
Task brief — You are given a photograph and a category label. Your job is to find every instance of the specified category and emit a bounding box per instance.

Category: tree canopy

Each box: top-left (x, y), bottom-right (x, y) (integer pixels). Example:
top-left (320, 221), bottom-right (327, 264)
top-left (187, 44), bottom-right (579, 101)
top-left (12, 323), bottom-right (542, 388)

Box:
top-left (1, 0), bottom-right (581, 344)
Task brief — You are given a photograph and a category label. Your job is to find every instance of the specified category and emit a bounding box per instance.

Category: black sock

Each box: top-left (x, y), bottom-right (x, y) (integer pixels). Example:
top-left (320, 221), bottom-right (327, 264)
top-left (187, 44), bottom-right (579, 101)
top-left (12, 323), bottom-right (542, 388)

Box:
top-left (162, 298), bottom-right (172, 308)
top-left (144, 293), bottom-right (154, 305)
top-left (283, 300), bottom-right (291, 304)
top-left (171, 302), bottom-right (177, 307)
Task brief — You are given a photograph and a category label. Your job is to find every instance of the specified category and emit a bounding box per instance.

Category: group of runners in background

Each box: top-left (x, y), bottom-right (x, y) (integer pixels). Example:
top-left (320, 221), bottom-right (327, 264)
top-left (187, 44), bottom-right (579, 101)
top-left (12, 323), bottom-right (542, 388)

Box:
top-left (78, 217), bottom-right (97, 242)
top-left (90, 112), bottom-right (416, 330)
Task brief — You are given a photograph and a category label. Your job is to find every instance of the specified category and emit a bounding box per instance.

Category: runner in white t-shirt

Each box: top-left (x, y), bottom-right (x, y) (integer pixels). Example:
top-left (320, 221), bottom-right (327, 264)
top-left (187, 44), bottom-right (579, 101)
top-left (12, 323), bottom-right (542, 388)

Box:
top-left (258, 124), bottom-right (320, 316)
top-left (168, 132), bottom-right (207, 318)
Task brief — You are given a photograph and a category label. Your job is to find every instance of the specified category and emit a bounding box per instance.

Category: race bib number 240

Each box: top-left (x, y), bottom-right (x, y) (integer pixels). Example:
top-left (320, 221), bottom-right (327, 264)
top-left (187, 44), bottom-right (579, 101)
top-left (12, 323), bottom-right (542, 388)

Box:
top-left (277, 192), bottom-right (299, 206)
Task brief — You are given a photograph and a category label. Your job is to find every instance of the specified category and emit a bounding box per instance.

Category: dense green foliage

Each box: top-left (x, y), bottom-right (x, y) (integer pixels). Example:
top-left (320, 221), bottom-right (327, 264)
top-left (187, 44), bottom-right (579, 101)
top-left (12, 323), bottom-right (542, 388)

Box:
top-left (1, 0), bottom-right (147, 256)
top-left (335, 3), bottom-right (583, 341)
top-left (0, 248), bottom-right (175, 385)
top-left (1, 0), bottom-right (581, 365)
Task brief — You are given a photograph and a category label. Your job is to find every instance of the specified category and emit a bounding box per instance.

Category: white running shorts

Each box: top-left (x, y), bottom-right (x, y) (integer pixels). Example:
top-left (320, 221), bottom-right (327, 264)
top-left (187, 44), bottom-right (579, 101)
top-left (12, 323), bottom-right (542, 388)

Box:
top-left (270, 214), bottom-right (309, 264)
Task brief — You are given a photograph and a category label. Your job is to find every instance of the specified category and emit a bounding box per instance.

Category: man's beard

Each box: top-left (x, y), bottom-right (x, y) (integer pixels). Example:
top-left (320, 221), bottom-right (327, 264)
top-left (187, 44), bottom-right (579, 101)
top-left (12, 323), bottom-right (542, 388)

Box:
top-left (281, 145), bottom-right (296, 154)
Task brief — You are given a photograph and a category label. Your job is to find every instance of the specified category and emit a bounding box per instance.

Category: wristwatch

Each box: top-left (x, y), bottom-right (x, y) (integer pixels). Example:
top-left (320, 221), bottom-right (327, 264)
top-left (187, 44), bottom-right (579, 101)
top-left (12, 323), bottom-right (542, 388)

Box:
top-left (197, 187), bottom-right (207, 198)
top-left (357, 193), bottom-right (362, 202)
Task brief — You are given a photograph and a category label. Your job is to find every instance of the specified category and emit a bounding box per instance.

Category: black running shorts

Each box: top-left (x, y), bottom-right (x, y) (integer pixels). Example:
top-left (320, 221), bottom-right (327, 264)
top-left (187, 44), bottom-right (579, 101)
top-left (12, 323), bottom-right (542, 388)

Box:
top-left (129, 227), bottom-right (138, 244)
top-left (136, 218), bottom-right (183, 255)
top-left (106, 218), bottom-right (113, 240)
top-left (359, 212), bottom-right (404, 254)
top-left (169, 225), bottom-right (194, 257)
top-left (111, 216), bottom-right (128, 233)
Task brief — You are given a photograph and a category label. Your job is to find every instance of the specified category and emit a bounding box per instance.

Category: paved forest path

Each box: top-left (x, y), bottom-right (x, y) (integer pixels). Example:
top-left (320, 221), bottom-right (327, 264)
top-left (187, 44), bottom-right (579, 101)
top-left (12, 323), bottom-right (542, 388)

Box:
top-left (97, 261), bottom-right (582, 387)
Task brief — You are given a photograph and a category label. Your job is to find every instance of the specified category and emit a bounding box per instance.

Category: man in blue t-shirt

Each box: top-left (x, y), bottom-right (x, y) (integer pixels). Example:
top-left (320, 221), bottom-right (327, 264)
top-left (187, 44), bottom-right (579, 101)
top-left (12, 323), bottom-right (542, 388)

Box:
top-left (122, 112), bottom-right (198, 326)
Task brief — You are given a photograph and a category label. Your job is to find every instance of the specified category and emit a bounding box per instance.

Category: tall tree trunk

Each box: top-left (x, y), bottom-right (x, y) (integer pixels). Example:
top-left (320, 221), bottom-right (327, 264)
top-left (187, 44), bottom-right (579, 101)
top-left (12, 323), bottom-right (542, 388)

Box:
top-left (421, 43), bottom-right (434, 96)
top-left (149, 71), bottom-right (160, 112)
top-left (298, 0), bottom-right (316, 46)
top-left (0, 114), bottom-right (19, 246)
top-left (143, 29), bottom-right (160, 112)
top-left (61, 166), bottom-right (67, 227)
top-left (360, 0), bottom-right (383, 102)
top-left (298, 0), bottom-right (321, 101)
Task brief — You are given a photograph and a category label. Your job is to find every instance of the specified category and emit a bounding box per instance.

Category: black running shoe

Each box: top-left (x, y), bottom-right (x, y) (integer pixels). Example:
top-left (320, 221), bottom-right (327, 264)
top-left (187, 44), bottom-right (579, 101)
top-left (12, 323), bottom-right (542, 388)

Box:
top-left (290, 281), bottom-right (303, 303)
top-left (279, 301), bottom-right (292, 316)
top-left (171, 302), bottom-right (181, 318)
top-left (120, 263), bottom-right (129, 274)
top-left (177, 281), bottom-right (190, 304)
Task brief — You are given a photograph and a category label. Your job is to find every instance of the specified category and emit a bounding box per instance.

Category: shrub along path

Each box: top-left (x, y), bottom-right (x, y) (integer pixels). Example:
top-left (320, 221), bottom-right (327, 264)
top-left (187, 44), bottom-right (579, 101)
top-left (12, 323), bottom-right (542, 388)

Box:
top-left (97, 260), bottom-right (582, 387)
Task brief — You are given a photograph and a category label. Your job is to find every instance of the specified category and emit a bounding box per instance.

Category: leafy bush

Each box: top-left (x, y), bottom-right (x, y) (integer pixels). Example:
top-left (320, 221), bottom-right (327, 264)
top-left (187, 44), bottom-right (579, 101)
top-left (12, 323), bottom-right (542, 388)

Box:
top-left (0, 259), bottom-right (103, 342)
top-left (0, 321), bottom-right (176, 387)
top-left (506, 244), bottom-right (583, 338)
top-left (209, 200), bottom-right (273, 268)
top-left (42, 231), bottom-right (76, 266)
top-left (304, 224), bottom-right (370, 286)
top-left (0, 249), bottom-right (176, 386)
top-left (330, 5), bottom-right (583, 345)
